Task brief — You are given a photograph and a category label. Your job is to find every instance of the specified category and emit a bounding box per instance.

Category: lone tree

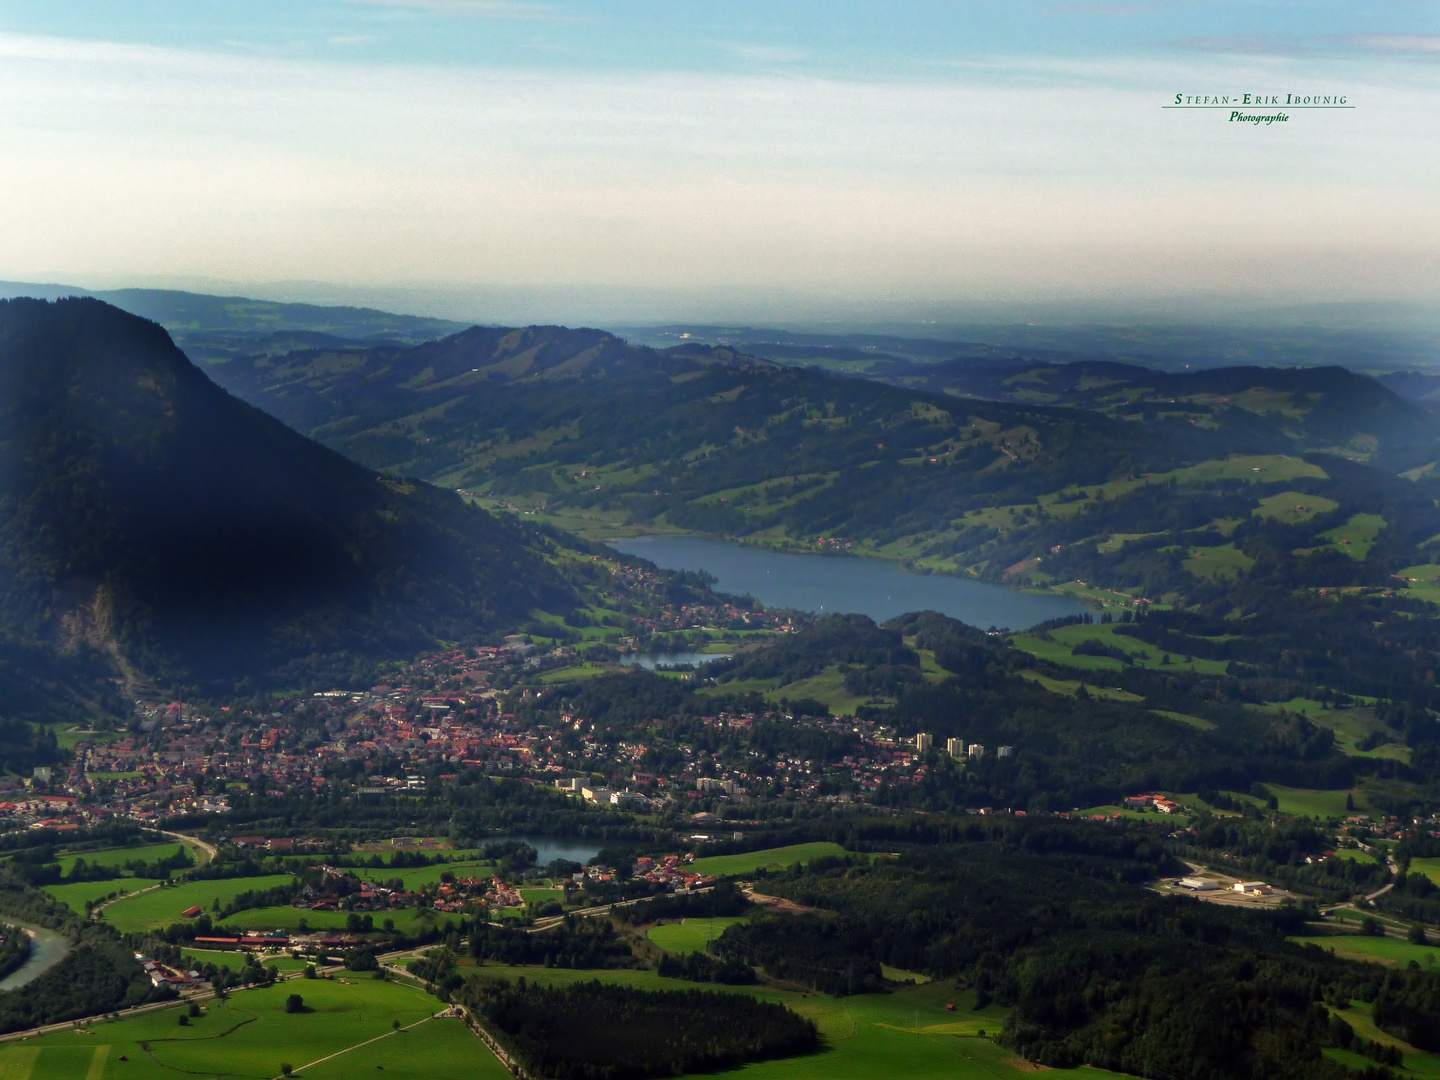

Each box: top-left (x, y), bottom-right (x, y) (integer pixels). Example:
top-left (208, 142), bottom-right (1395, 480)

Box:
top-left (285, 994), bottom-right (305, 1014)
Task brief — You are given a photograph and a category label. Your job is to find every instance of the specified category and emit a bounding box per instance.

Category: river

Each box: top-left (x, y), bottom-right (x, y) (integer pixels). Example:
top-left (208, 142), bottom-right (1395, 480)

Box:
top-left (0, 921), bottom-right (69, 992)
top-left (609, 535), bottom-right (1084, 630)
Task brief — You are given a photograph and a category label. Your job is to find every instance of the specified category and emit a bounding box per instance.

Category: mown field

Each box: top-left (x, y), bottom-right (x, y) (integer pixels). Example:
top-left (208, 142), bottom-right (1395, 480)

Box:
top-left (1306, 934), bottom-right (1440, 969)
top-left (1324, 1001), bottom-right (1440, 1079)
top-left (1009, 622), bottom-right (1229, 677)
top-left (1314, 513), bottom-right (1387, 561)
top-left (1411, 857), bottom-right (1440, 886)
top-left (55, 843), bottom-right (186, 875)
top-left (461, 963), bottom-right (1121, 1080)
top-left (689, 843), bottom-right (850, 877)
top-left (356, 859), bottom-right (495, 889)
top-left (98, 875), bottom-right (294, 933)
top-left (647, 917), bottom-right (747, 955)
top-left (697, 667), bottom-right (874, 717)
top-left (1016, 670), bottom-right (1144, 703)
top-left (1184, 542), bottom-right (1256, 582)
top-left (44, 879), bottom-right (162, 915)
top-left (0, 977), bottom-right (490, 1080)
top-left (1263, 786), bottom-right (1364, 819)
top-left (1397, 562), bottom-right (1440, 607)
top-left (220, 905), bottom-right (445, 935)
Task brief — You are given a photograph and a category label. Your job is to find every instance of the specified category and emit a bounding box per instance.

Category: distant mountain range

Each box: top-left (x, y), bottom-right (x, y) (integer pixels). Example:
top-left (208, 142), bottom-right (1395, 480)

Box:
top-left (0, 282), bottom-right (467, 365)
top-left (622, 321), bottom-right (1440, 375)
top-left (191, 318), bottom-right (1440, 597)
top-left (0, 298), bottom-right (569, 699)
top-left (4, 284), bottom-right (1439, 660)
top-left (856, 358), bottom-right (1440, 460)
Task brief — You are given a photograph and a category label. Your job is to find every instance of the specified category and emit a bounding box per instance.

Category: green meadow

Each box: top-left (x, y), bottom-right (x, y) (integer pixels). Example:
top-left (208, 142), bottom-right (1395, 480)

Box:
top-left (43, 879), bottom-right (162, 915)
top-left (218, 905), bottom-right (448, 935)
top-left (55, 843), bottom-right (190, 876)
top-left (0, 977), bottom-right (478, 1080)
top-left (1303, 934), bottom-right (1440, 969)
top-left (176, 949), bottom-right (311, 974)
top-left (54, 727), bottom-right (125, 751)
top-left (1009, 622), bottom-right (1229, 677)
top-left (98, 875), bottom-right (294, 933)
top-left (1015, 670), bottom-right (1144, 703)
top-left (1262, 786), bottom-right (1365, 819)
top-left (1397, 562), bottom-right (1440, 606)
top-left (1258, 702), bottom-right (1411, 762)
top-left (1327, 1002), bottom-right (1440, 1079)
top-left (696, 667), bottom-right (874, 718)
top-left (356, 859), bottom-right (495, 889)
top-left (1314, 513), bottom-right (1387, 560)
top-left (689, 843), bottom-right (849, 877)
top-left (1184, 543), bottom-right (1256, 581)
top-left (647, 917), bottom-right (747, 954)
top-left (1410, 857), bottom-right (1440, 886)
top-left (1252, 491), bottom-right (1339, 523)
top-left (462, 963), bottom-right (1121, 1080)
top-left (1151, 709), bottom-right (1216, 731)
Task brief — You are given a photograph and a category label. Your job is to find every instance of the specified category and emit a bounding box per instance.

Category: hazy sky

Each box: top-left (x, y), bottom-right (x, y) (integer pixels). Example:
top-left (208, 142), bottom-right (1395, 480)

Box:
top-left (1, 2), bottom-right (1437, 323)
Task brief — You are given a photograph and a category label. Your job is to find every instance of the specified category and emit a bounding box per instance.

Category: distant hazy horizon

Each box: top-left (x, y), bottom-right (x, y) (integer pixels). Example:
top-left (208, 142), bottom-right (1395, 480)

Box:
top-left (2, 2), bottom-right (1437, 323)
top-left (5, 276), bottom-right (1440, 341)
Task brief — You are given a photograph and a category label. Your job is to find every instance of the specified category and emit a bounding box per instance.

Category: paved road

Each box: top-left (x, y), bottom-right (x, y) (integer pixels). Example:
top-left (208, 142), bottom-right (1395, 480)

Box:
top-left (529, 886), bottom-right (713, 933)
top-left (87, 826), bottom-right (218, 923)
top-left (159, 829), bottom-right (219, 864)
top-left (90, 882), bottom-right (162, 922)
top-left (270, 1008), bottom-right (446, 1080)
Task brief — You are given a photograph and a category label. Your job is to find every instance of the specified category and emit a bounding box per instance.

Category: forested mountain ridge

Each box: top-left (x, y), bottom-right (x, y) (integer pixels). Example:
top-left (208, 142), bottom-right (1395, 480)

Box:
top-left (200, 321), bottom-right (1440, 603)
top-left (0, 282), bottom-right (466, 363)
top-left (633, 318), bottom-right (1440, 376)
top-left (0, 298), bottom-right (572, 694)
top-left (864, 358), bottom-right (1438, 462)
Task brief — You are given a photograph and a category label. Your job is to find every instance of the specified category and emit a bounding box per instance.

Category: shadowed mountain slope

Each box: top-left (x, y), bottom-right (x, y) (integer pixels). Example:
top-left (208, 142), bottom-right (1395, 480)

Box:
top-left (196, 322), bottom-right (1440, 604)
top-left (202, 323), bottom-right (1262, 527)
top-left (0, 298), bottom-right (570, 691)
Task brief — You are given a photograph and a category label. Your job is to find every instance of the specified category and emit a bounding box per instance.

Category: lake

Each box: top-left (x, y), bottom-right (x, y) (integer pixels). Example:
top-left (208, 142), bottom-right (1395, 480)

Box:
top-left (610, 535), bottom-right (1085, 630)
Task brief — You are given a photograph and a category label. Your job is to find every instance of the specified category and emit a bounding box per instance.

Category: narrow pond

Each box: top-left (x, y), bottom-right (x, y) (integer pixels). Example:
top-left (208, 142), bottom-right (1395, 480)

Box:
top-left (609, 535), bottom-right (1084, 630)
top-left (618, 651), bottom-right (731, 670)
top-left (491, 837), bottom-right (603, 866)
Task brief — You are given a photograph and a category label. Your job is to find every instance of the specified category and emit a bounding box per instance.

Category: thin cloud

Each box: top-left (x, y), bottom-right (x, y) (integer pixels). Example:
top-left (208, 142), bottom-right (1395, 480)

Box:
top-left (1351, 35), bottom-right (1440, 55)
top-left (1042, 1), bottom-right (1185, 15)
top-left (1168, 32), bottom-right (1440, 59)
top-left (717, 43), bottom-right (810, 64)
top-left (1, 30), bottom-right (1436, 309)
top-left (346, 0), bottom-right (572, 19)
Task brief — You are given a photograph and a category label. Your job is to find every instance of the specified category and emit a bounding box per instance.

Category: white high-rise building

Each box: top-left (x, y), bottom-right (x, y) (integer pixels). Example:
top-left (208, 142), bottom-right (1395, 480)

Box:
top-left (914, 733), bottom-right (933, 753)
top-left (967, 743), bottom-right (986, 760)
top-left (946, 737), bottom-right (964, 758)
